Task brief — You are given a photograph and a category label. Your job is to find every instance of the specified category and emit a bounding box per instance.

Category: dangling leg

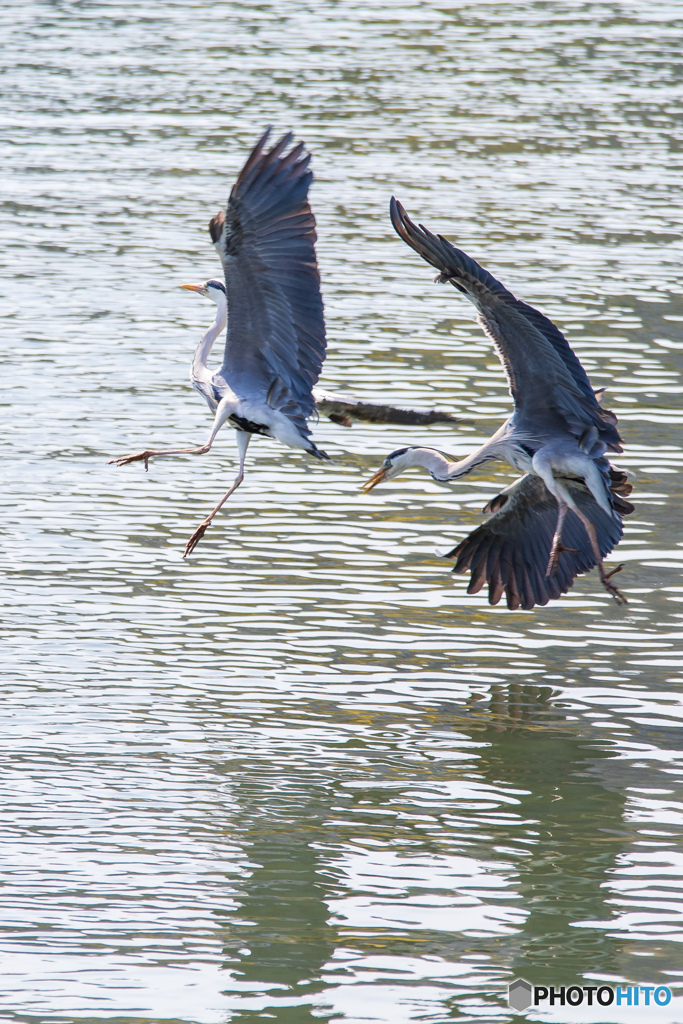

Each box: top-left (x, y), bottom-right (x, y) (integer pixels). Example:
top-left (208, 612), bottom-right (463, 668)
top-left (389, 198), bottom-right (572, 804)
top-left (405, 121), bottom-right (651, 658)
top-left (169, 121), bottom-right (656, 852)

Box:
top-left (110, 397), bottom-right (236, 472)
top-left (533, 452), bottom-right (626, 603)
top-left (109, 441), bottom-right (214, 472)
top-left (546, 499), bottom-right (577, 576)
top-left (183, 432), bottom-right (251, 558)
top-left (571, 505), bottom-right (627, 604)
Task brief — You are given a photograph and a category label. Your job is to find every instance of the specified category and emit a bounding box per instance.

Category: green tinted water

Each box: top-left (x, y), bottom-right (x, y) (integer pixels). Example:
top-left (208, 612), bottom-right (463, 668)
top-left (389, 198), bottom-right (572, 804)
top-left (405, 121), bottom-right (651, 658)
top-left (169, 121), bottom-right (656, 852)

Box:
top-left (2, 2), bottom-right (683, 1021)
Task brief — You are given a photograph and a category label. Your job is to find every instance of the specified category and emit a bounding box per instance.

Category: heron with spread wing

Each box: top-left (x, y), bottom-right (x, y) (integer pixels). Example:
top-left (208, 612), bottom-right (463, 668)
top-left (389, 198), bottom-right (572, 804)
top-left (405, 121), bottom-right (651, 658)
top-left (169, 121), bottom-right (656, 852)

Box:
top-left (111, 132), bottom-right (457, 556)
top-left (362, 199), bottom-right (634, 610)
top-left (111, 129), bottom-right (328, 556)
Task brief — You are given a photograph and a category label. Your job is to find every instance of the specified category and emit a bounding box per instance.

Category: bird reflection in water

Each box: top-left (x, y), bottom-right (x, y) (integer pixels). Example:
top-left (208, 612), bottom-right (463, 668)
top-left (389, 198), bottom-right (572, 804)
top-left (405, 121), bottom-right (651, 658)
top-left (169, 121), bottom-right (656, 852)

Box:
top-left (434, 681), bottom-right (632, 994)
top-left (211, 683), bottom-right (631, 1013)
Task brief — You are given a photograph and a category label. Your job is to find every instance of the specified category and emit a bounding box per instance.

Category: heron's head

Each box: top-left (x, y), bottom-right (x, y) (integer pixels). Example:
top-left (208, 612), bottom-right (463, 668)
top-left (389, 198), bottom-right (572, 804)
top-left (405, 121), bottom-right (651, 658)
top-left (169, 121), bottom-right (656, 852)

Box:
top-left (361, 446), bottom-right (458, 492)
top-left (181, 279), bottom-right (226, 304)
top-left (360, 447), bottom-right (415, 493)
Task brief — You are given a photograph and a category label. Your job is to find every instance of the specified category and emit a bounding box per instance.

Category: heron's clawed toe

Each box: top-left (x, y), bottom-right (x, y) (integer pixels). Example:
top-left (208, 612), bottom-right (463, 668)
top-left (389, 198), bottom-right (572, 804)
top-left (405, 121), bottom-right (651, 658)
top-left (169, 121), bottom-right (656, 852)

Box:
top-left (600, 564), bottom-right (627, 604)
top-left (109, 450), bottom-right (153, 471)
top-left (183, 521), bottom-right (210, 558)
top-left (546, 543), bottom-right (578, 577)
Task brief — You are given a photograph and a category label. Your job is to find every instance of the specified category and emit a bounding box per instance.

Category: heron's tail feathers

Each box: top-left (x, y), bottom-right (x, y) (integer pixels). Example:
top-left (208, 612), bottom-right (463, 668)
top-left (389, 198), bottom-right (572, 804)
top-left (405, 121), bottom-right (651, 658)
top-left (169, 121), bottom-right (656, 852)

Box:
top-left (308, 442), bottom-right (330, 461)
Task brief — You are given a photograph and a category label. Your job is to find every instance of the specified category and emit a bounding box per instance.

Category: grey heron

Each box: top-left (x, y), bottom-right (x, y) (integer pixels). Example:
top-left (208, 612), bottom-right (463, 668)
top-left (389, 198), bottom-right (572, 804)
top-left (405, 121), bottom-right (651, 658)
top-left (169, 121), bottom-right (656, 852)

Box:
top-left (110, 131), bottom-right (457, 557)
top-left (111, 129), bottom-right (328, 556)
top-left (362, 198), bottom-right (634, 610)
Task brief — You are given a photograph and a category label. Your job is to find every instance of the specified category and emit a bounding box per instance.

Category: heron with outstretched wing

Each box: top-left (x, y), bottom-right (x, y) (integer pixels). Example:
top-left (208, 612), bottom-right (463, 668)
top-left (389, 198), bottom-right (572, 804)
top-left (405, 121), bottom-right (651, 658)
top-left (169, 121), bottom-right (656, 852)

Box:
top-left (111, 129), bottom-right (327, 555)
top-left (111, 132), bottom-right (458, 556)
top-left (362, 198), bottom-right (634, 609)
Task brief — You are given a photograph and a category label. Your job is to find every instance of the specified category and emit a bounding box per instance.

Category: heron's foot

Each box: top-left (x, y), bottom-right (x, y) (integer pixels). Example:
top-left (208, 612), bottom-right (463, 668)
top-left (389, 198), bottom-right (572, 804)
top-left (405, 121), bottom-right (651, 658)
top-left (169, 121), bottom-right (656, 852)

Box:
top-left (599, 563), bottom-right (627, 604)
top-left (546, 542), bottom-right (578, 577)
top-left (109, 443), bottom-right (211, 472)
top-left (183, 520), bottom-right (211, 558)
top-left (109, 450), bottom-right (156, 471)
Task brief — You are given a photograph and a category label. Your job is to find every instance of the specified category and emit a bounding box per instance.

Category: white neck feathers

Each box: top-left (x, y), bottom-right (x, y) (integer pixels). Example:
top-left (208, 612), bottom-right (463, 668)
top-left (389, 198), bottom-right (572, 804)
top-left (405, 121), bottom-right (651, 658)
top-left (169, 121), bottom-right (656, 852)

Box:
top-left (191, 294), bottom-right (227, 384)
top-left (405, 445), bottom-right (497, 481)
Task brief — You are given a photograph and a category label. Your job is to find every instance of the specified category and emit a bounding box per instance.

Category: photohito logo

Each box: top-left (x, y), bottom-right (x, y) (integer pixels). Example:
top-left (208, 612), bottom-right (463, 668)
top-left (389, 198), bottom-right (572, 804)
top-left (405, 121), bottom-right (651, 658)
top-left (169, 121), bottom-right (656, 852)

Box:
top-left (508, 979), bottom-right (672, 1011)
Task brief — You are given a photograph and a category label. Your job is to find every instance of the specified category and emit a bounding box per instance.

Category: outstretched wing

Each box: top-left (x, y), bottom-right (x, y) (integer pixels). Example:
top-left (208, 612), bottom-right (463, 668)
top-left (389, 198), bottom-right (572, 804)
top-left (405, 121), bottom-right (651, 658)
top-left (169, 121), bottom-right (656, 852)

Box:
top-left (390, 198), bottom-right (622, 452)
top-left (446, 473), bottom-right (626, 610)
top-left (211, 130), bottom-right (326, 440)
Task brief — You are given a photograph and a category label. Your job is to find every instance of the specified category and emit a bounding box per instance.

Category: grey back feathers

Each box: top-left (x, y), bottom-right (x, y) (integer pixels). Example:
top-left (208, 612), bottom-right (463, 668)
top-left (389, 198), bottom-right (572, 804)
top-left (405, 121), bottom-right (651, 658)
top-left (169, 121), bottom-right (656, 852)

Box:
top-left (209, 129), bottom-right (326, 443)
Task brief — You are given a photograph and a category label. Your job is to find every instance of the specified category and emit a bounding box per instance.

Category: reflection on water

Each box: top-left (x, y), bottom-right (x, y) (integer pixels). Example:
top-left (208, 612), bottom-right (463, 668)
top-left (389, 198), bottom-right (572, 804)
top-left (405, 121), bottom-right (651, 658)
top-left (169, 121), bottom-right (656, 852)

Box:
top-left (2, 0), bottom-right (683, 1021)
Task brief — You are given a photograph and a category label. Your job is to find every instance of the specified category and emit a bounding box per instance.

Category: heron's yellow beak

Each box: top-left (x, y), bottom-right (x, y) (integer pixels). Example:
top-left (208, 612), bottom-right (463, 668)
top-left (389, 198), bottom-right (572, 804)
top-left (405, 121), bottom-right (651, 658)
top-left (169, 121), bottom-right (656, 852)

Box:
top-left (360, 466), bottom-right (389, 493)
top-left (181, 283), bottom-right (204, 293)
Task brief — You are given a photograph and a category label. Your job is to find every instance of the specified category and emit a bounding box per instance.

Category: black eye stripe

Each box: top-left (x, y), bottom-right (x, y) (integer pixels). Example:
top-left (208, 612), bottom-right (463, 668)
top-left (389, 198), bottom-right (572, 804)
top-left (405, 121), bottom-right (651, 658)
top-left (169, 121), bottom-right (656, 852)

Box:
top-left (206, 279), bottom-right (226, 294)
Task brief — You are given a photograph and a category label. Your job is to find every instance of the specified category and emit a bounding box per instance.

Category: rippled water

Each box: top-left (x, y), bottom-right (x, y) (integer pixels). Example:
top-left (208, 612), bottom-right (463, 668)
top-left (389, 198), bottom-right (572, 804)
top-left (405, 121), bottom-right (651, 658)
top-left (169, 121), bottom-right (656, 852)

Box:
top-left (2, 2), bottom-right (683, 1021)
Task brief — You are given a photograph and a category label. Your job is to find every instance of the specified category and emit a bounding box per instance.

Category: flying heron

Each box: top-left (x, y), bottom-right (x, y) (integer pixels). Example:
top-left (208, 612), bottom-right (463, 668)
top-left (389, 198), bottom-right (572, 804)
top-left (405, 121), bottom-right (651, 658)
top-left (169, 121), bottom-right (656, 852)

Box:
top-left (110, 131), bottom-right (457, 556)
top-left (362, 198), bottom-right (634, 610)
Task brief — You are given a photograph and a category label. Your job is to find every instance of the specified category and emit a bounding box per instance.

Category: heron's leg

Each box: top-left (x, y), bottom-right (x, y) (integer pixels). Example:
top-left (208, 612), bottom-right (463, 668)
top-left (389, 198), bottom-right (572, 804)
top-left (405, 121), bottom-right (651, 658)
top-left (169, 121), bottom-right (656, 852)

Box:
top-left (534, 460), bottom-right (624, 601)
top-left (110, 397), bottom-right (236, 472)
top-left (183, 432), bottom-right (251, 558)
top-left (571, 505), bottom-right (627, 605)
top-left (109, 442), bottom-right (213, 472)
top-left (546, 500), bottom-right (577, 576)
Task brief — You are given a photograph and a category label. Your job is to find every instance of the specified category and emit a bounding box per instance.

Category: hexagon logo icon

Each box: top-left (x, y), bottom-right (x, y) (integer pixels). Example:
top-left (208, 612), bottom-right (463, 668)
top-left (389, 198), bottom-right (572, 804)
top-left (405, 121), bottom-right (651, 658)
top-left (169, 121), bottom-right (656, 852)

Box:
top-left (508, 978), bottom-right (533, 1010)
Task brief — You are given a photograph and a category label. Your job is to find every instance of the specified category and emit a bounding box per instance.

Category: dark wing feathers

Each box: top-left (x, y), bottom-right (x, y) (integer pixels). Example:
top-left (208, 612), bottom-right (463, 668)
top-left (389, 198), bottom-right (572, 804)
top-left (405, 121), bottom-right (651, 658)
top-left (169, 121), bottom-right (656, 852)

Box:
top-left (212, 130), bottom-right (326, 439)
top-left (390, 197), bottom-right (622, 452)
top-left (446, 473), bottom-right (627, 610)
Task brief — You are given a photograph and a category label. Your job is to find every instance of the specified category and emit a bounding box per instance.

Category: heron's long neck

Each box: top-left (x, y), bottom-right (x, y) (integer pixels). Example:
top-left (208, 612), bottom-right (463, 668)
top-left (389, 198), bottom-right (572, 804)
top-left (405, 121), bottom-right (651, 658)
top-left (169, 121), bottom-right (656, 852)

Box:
top-left (409, 445), bottom-right (498, 481)
top-left (191, 296), bottom-right (227, 383)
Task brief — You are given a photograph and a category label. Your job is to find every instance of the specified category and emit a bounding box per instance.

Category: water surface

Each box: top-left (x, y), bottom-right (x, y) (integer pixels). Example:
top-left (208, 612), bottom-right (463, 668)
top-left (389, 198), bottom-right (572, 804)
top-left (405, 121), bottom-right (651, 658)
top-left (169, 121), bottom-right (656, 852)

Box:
top-left (2, 2), bottom-right (683, 1021)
